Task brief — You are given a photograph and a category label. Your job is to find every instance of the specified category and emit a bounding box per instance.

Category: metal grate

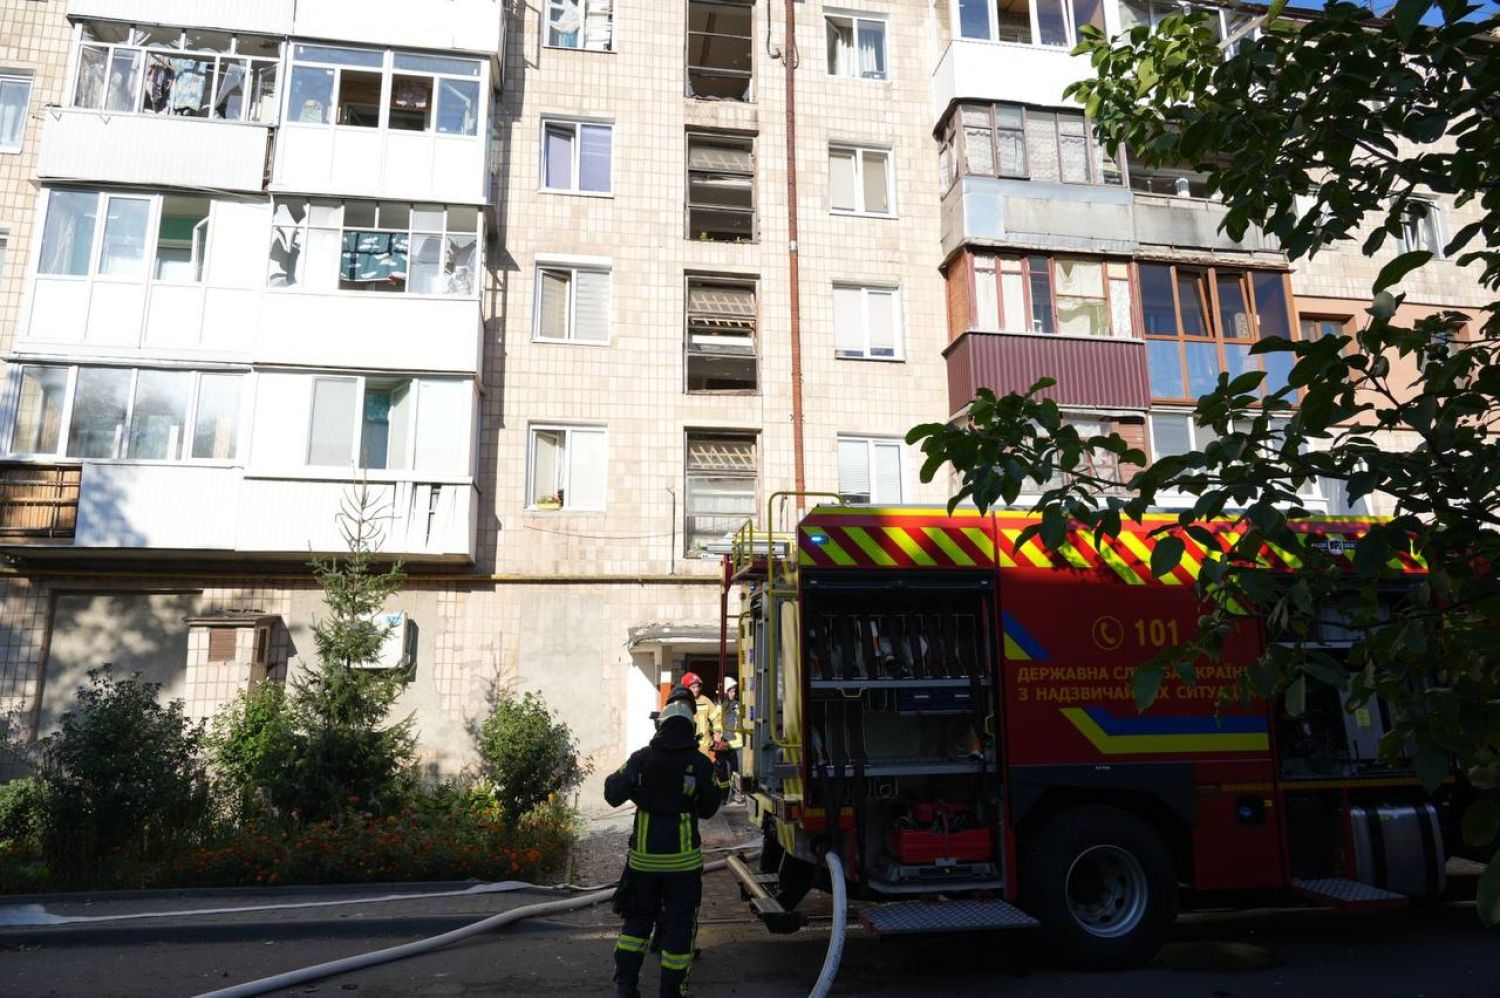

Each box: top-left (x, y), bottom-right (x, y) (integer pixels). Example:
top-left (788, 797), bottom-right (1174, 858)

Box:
top-left (1291, 877), bottom-right (1408, 909)
top-left (860, 899), bottom-right (1038, 936)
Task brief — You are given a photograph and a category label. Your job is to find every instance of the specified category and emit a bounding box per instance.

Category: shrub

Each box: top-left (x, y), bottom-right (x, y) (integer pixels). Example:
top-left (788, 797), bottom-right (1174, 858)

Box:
top-left (208, 682), bottom-right (297, 821)
top-left (38, 668), bottom-right (211, 887)
top-left (476, 692), bottom-right (590, 822)
top-left (0, 777), bottom-right (47, 852)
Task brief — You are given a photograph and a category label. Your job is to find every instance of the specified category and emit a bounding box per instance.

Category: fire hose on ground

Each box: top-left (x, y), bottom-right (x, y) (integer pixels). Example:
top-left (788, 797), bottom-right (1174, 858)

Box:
top-left (186, 846), bottom-right (848, 998)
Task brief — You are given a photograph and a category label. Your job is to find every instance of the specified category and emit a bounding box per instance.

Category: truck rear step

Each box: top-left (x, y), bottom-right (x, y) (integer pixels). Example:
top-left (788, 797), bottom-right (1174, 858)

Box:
top-left (1291, 877), bottom-right (1409, 910)
top-left (860, 899), bottom-right (1038, 936)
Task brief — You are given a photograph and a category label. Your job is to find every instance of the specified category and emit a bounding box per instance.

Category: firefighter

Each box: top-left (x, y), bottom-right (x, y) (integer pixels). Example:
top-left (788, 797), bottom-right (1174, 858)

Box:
top-left (605, 687), bottom-right (720, 998)
top-left (680, 671), bottom-right (718, 759)
top-left (712, 677), bottom-right (743, 804)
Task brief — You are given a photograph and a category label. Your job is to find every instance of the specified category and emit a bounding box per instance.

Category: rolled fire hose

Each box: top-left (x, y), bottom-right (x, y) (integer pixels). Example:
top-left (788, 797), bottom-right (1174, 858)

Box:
top-left (808, 851), bottom-right (847, 998)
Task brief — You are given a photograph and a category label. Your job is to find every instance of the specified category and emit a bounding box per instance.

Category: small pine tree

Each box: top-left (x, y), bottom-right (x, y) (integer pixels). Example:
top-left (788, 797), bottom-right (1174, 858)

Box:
top-left (287, 484), bottom-right (416, 821)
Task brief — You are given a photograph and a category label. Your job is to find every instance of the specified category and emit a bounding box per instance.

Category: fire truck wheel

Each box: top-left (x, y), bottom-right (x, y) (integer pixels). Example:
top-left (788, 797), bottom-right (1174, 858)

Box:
top-left (1021, 806), bottom-right (1178, 970)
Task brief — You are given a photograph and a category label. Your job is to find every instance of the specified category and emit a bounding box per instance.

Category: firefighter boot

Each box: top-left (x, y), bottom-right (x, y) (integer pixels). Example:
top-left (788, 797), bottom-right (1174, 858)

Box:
top-left (613, 934), bottom-right (648, 998)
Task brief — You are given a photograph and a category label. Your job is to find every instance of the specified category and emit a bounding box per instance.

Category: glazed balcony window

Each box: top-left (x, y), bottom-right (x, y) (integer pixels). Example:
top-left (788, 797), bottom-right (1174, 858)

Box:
top-left (267, 199), bottom-right (481, 296)
top-left (70, 21), bottom-right (280, 123)
top-left (939, 102), bottom-right (1122, 189)
top-left (285, 45), bottom-right (482, 136)
top-left (956, 0), bottom-right (1104, 47)
top-left (971, 253), bottom-right (1134, 338)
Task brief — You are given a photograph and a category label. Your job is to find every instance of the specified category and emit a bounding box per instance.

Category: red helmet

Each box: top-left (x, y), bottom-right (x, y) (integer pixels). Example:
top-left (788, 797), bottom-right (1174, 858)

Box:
top-left (681, 671), bottom-right (704, 689)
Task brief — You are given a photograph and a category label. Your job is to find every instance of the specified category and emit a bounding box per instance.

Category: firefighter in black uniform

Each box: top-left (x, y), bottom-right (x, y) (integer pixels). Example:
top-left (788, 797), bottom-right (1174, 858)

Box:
top-left (605, 687), bottom-right (720, 998)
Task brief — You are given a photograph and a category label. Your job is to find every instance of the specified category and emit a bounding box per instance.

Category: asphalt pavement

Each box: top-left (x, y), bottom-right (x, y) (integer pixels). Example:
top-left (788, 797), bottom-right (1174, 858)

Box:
top-left (1, 810), bottom-right (1495, 998)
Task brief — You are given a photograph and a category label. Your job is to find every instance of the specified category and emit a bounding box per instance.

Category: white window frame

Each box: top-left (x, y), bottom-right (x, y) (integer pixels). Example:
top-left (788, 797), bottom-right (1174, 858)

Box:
top-left (3, 363), bottom-right (244, 464)
top-left (825, 12), bottom-right (888, 80)
top-left (526, 423), bottom-right (608, 512)
top-left (837, 435), bottom-right (905, 504)
top-left (544, 0), bottom-right (615, 52)
top-left (1398, 197), bottom-right (1445, 259)
top-left (833, 283), bottom-right (904, 361)
top-left (1149, 410), bottom-right (1327, 511)
top-left (282, 44), bottom-right (485, 135)
top-left (952, 0), bottom-right (1096, 48)
top-left (828, 144), bottom-right (895, 217)
top-left (539, 117), bottom-right (615, 196)
top-left (68, 23), bottom-right (282, 125)
top-left (0, 72), bottom-right (34, 153)
top-left (35, 189), bottom-right (157, 282)
top-left (532, 261), bottom-right (613, 345)
top-left (304, 374), bottom-right (467, 472)
top-left (267, 198), bottom-right (483, 297)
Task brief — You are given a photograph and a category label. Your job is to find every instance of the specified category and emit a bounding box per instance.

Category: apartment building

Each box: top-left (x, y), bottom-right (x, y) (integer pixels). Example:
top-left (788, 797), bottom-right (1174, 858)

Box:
top-left (0, 0), bottom-right (1486, 792)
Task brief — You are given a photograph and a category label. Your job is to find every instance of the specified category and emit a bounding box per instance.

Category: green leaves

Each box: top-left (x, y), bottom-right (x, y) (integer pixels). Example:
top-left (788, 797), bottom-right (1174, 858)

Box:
top-left (1374, 250), bottom-right (1434, 292)
top-left (1463, 799), bottom-right (1499, 849)
top-left (1151, 535), bottom-right (1186, 577)
top-left (1415, 747), bottom-right (1450, 794)
top-left (1479, 855), bottom-right (1500, 928)
top-left (1134, 666), bottom-right (1165, 711)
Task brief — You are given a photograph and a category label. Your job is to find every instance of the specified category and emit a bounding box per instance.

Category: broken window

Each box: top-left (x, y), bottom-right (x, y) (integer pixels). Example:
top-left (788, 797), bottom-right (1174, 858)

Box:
top-left (687, 0), bottom-right (753, 101)
top-left (687, 134), bottom-right (755, 241)
top-left (70, 22), bottom-right (280, 123)
top-left (684, 432), bottom-right (757, 555)
top-left (268, 199), bottom-right (479, 295)
top-left (546, 0), bottom-right (615, 52)
top-left (154, 196), bottom-right (210, 282)
top-left (685, 276), bottom-right (757, 393)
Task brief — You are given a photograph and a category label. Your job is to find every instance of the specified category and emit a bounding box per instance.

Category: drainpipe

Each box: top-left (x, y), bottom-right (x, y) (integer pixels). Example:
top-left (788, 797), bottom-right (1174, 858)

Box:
top-left (781, 0), bottom-right (807, 510)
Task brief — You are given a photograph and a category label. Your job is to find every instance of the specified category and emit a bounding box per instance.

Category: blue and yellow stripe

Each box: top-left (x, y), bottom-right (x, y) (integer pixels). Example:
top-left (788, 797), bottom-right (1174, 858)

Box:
top-left (1062, 706), bottom-right (1269, 755)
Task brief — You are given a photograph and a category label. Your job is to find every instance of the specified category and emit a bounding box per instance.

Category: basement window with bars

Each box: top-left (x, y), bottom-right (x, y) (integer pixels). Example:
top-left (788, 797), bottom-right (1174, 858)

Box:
top-left (684, 432), bottom-right (757, 555)
top-left (546, 0), bottom-right (615, 51)
top-left (837, 436), bottom-right (903, 504)
top-left (687, 134), bottom-right (756, 241)
top-left (687, 0), bottom-right (753, 100)
top-left (685, 276), bottom-right (757, 392)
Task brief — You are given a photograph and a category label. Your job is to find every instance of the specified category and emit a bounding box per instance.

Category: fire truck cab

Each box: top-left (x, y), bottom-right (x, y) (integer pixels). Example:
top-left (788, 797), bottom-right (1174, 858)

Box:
top-left (723, 500), bottom-right (1461, 968)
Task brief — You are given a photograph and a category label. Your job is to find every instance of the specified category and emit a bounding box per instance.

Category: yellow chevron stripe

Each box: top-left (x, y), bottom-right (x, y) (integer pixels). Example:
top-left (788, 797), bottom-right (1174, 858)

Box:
top-left (808, 528), bottom-right (857, 566)
top-left (924, 527), bottom-right (975, 567)
top-left (962, 527), bottom-right (997, 565)
top-left (843, 526), bottom-right (897, 566)
top-left (1058, 538), bottom-right (1092, 569)
top-left (1118, 531), bottom-right (1181, 584)
top-left (885, 527), bottom-right (937, 566)
top-left (1077, 532), bottom-right (1146, 585)
top-left (1017, 537), bottom-right (1054, 568)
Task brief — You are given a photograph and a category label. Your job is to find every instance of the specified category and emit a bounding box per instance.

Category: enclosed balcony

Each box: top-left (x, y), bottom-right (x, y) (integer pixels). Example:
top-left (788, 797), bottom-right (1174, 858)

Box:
top-left (18, 191), bottom-right (483, 374)
top-left (0, 463), bottom-right (476, 562)
top-left (67, 0), bottom-right (294, 35)
top-left (945, 331), bottom-right (1151, 415)
top-left (292, 0), bottom-right (504, 59)
top-left (932, 39), bottom-right (1090, 127)
top-left (270, 43), bottom-right (493, 203)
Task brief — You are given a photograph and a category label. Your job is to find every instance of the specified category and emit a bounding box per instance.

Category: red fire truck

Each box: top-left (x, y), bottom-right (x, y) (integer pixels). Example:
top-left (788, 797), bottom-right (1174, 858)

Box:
top-left (721, 499), bottom-right (1469, 968)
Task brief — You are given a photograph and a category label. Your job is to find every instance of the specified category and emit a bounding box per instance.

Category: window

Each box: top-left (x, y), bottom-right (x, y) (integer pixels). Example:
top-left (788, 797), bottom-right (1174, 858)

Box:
top-left (971, 253), bottom-right (1133, 337)
top-left (684, 432), bottom-right (756, 555)
top-left (688, 1), bottom-right (753, 100)
top-left (837, 436), bottom-right (904, 503)
top-left (1398, 199), bottom-right (1444, 258)
top-left (546, 0), bottom-right (615, 51)
top-left (833, 284), bottom-right (902, 359)
top-left (940, 102), bottom-right (1121, 188)
top-left (528, 425), bottom-right (607, 511)
top-left (535, 264), bottom-right (612, 343)
top-left (826, 13), bottom-right (887, 80)
top-left (1140, 263), bottom-right (1297, 401)
top-left (10, 366), bottom-right (68, 455)
top-left (306, 375), bottom-right (467, 471)
top-left (154, 196), bottom-right (210, 282)
top-left (687, 134), bottom-right (755, 241)
top-left (1118, 0), bottom-right (1258, 46)
top-left (829, 146), bottom-right (892, 216)
top-left (1151, 412), bottom-right (1324, 507)
top-left (541, 119), bottom-right (613, 194)
top-left (39, 190), bottom-right (160, 278)
top-left (6, 365), bottom-right (244, 462)
top-left (286, 45), bottom-right (482, 134)
top-left (71, 23), bottom-right (279, 123)
top-left (1299, 316), bottom-right (1348, 341)
top-left (686, 276), bottom-right (757, 392)
top-left (0, 72), bottom-right (33, 152)
top-left (1126, 151), bottom-right (1210, 198)
top-left (0, 231), bottom-right (6, 278)
top-left (268, 199), bottom-right (480, 296)
top-left (959, 0), bottom-right (1102, 47)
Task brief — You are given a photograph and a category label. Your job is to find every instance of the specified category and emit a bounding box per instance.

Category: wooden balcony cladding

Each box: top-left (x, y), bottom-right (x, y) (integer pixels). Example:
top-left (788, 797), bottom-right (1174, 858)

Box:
top-left (0, 463), bottom-right (81, 541)
top-left (944, 331), bottom-right (1152, 415)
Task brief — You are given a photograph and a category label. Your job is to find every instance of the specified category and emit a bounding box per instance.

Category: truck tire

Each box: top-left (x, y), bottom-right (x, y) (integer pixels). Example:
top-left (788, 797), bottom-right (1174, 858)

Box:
top-left (1021, 805), bottom-right (1178, 970)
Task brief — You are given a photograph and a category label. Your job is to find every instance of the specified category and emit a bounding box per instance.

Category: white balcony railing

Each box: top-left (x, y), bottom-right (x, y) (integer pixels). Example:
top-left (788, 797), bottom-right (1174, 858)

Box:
top-left (72, 463), bottom-right (477, 562)
top-left (931, 39), bottom-right (1091, 126)
top-left (37, 108), bottom-right (271, 194)
top-left (21, 279), bottom-right (482, 374)
top-left (291, 0), bottom-right (504, 58)
top-left (67, 0), bottom-right (294, 35)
